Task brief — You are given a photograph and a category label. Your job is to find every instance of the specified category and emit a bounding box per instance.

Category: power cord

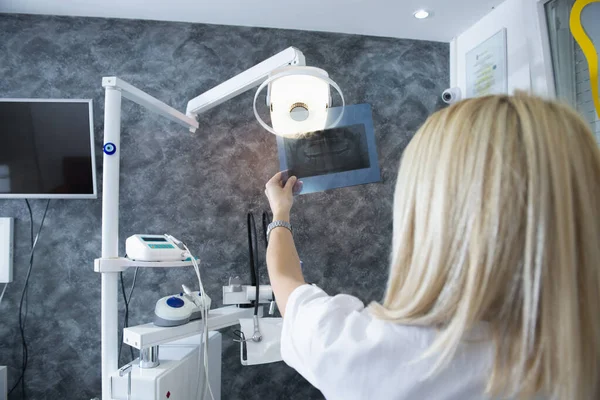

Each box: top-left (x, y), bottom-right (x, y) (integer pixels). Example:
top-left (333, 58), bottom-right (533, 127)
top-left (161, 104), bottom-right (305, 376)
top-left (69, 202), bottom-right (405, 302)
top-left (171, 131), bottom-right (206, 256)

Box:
top-left (262, 211), bottom-right (274, 311)
top-left (19, 199), bottom-right (35, 398)
top-left (20, 200), bottom-right (35, 384)
top-left (247, 213), bottom-right (260, 317)
top-left (25, 200), bottom-right (34, 247)
top-left (8, 199), bottom-right (50, 399)
top-left (119, 265), bottom-right (140, 363)
top-left (10, 200), bottom-right (34, 398)
top-left (232, 212), bottom-right (270, 361)
top-left (21, 200), bottom-right (35, 378)
top-left (175, 240), bottom-right (214, 400)
top-left (262, 211), bottom-right (269, 245)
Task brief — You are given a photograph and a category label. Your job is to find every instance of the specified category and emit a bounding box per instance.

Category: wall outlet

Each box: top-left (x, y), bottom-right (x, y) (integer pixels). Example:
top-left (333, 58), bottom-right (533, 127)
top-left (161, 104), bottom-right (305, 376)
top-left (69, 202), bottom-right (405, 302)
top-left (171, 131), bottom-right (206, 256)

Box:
top-left (0, 218), bottom-right (13, 283)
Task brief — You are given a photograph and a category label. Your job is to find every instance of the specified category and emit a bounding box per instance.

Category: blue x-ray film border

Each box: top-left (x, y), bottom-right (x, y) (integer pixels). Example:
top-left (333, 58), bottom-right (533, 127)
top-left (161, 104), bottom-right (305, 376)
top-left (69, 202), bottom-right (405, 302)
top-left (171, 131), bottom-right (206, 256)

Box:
top-left (276, 103), bottom-right (381, 195)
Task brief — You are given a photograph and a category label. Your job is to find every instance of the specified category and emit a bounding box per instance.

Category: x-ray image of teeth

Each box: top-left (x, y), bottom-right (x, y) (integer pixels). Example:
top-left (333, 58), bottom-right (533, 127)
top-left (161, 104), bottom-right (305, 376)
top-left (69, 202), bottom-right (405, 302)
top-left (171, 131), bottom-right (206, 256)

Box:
top-left (276, 104), bottom-right (381, 195)
top-left (283, 124), bottom-right (370, 178)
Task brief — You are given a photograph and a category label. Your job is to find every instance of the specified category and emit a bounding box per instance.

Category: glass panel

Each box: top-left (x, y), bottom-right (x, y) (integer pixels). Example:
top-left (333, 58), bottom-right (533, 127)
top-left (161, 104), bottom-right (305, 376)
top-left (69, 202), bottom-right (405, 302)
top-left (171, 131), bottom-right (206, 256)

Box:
top-left (545, 0), bottom-right (577, 106)
top-left (579, 2), bottom-right (600, 141)
top-left (546, 0), bottom-right (600, 142)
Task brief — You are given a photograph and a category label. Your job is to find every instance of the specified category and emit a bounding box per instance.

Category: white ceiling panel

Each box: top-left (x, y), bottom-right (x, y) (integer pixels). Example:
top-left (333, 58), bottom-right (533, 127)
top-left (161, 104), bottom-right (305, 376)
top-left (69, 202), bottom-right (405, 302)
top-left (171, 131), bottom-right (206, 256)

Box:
top-left (0, 0), bottom-right (506, 42)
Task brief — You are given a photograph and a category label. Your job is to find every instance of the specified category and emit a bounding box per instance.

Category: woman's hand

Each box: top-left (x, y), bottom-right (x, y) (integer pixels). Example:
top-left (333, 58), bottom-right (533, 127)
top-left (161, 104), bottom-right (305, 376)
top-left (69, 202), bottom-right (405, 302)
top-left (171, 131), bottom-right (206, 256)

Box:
top-left (265, 172), bottom-right (302, 221)
top-left (264, 171), bottom-right (306, 317)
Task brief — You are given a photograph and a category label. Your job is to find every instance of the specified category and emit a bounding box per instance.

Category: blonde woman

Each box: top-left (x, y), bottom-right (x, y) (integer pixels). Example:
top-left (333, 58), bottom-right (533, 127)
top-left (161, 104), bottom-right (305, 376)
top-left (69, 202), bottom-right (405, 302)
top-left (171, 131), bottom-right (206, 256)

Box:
top-left (264, 93), bottom-right (600, 400)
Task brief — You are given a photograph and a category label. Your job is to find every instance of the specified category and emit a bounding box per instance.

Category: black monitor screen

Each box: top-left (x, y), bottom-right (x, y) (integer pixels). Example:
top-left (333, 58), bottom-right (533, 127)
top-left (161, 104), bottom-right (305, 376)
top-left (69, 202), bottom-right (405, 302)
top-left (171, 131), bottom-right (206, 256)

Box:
top-left (0, 100), bottom-right (96, 198)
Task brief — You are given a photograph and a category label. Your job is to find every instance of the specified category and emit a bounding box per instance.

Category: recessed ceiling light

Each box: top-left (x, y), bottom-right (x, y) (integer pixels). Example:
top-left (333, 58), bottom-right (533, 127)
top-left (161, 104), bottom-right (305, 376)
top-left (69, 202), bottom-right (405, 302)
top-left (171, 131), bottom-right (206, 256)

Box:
top-left (413, 10), bottom-right (430, 19)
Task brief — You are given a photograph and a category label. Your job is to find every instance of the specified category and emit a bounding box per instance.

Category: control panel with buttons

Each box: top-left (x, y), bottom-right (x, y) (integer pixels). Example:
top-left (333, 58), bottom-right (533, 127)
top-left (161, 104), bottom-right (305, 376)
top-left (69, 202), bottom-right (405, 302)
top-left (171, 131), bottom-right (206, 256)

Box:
top-left (125, 234), bottom-right (188, 262)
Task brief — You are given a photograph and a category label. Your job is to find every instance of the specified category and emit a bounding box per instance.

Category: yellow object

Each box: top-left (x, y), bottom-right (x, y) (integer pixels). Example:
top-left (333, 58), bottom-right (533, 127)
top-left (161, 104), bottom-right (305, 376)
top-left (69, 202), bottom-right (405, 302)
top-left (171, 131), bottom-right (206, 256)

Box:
top-left (570, 0), bottom-right (600, 118)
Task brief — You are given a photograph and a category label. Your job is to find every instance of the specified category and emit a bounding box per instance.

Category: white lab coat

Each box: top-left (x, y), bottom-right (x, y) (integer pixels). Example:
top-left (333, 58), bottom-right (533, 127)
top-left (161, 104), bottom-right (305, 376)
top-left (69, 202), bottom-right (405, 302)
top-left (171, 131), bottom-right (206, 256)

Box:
top-left (281, 284), bottom-right (504, 400)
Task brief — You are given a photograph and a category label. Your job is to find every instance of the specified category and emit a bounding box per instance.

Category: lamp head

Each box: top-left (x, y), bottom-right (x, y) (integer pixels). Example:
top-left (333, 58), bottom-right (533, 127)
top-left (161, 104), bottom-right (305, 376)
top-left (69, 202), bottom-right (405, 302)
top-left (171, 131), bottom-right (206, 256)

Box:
top-left (254, 66), bottom-right (345, 137)
top-left (268, 67), bottom-right (331, 137)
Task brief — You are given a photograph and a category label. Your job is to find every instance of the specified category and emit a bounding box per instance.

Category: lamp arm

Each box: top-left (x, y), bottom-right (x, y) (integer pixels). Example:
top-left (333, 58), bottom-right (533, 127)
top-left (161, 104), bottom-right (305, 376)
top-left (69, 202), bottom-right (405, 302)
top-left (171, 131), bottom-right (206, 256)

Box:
top-left (102, 77), bottom-right (199, 132)
top-left (185, 47), bottom-right (306, 118)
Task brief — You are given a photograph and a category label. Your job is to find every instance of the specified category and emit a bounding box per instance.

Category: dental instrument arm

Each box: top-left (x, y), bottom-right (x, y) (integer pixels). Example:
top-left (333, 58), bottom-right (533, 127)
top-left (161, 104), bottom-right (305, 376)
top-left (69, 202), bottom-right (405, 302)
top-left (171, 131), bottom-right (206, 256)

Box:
top-left (264, 172), bottom-right (305, 317)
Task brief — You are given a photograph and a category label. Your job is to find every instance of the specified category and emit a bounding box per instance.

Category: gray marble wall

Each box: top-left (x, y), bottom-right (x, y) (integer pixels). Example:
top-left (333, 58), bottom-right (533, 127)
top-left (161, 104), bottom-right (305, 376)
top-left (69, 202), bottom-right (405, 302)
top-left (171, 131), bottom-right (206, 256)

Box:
top-left (0, 14), bottom-right (448, 399)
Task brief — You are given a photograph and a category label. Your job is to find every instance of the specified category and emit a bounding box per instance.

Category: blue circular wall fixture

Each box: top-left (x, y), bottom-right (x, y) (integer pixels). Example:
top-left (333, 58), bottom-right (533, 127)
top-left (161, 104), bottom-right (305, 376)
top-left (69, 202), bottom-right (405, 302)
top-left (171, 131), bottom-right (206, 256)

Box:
top-left (103, 142), bottom-right (116, 155)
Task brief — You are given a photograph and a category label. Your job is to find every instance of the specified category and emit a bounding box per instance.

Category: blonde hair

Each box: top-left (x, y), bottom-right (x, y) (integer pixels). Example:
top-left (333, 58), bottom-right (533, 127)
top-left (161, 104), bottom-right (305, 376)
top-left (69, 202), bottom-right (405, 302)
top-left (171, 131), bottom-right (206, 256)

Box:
top-left (370, 93), bottom-right (600, 399)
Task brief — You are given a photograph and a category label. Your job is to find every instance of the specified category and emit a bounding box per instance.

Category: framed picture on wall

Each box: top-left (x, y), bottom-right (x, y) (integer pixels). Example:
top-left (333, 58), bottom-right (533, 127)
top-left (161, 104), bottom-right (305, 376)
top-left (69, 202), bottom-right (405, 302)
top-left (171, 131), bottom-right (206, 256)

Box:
top-left (465, 28), bottom-right (508, 97)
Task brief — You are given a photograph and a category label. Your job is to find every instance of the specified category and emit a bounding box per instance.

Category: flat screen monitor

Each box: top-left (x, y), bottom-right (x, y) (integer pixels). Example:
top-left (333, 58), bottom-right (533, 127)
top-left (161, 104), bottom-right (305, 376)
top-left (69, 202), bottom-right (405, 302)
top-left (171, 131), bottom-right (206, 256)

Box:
top-left (0, 99), bottom-right (97, 199)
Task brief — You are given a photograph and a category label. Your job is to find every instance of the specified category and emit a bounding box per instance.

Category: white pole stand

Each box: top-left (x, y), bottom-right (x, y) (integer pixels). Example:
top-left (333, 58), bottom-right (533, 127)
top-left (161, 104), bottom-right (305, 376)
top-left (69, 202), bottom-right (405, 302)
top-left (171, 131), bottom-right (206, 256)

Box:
top-left (96, 77), bottom-right (199, 400)
top-left (100, 86), bottom-right (122, 400)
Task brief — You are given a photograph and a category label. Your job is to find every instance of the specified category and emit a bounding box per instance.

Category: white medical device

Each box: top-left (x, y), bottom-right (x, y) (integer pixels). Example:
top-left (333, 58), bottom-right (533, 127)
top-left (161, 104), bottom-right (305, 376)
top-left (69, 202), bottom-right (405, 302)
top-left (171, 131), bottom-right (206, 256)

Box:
top-left (95, 46), bottom-right (343, 400)
top-left (125, 234), bottom-right (187, 262)
top-left (154, 289), bottom-right (212, 327)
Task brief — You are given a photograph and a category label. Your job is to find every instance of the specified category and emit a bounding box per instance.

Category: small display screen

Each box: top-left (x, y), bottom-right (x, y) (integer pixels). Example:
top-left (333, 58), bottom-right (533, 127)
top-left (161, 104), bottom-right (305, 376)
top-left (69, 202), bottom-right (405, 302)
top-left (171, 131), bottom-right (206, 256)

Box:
top-left (141, 237), bottom-right (167, 242)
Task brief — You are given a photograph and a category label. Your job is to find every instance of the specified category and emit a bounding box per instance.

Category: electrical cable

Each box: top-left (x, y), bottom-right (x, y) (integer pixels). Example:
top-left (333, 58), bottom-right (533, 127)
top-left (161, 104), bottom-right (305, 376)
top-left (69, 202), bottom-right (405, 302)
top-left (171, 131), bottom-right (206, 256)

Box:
top-left (247, 213), bottom-right (258, 288)
top-left (22, 201), bottom-right (34, 330)
top-left (119, 272), bottom-right (128, 362)
top-left (118, 265), bottom-right (139, 363)
top-left (15, 200), bottom-right (34, 397)
top-left (262, 211), bottom-right (269, 245)
top-left (232, 330), bottom-right (248, 361)
top-left (233, 213), bottom-right (270, 363)
top-left (20, 200), bottom-right (35, 396)
top-left (25, 201), bottom-right (33, 247)
top-left (127, 267), bottom-right (139, 326)
top-left (262, 211), bottom-right (275, 310)
top-left (9, 199), bottom-right (50, 399)
top-left (23, 201), bottom-right (34, 326)
top-left (181, 243), bottom-right (215, 400)
top-left (247, 213), bottom-right (259, 316)
top-left (193, 255), bottom-right (214, 400)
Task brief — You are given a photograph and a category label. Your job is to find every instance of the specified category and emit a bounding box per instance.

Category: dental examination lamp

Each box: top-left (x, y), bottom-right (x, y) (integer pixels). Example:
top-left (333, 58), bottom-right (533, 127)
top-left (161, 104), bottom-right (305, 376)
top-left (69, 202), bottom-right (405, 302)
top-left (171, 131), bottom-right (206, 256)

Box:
top-left (94, 47), bottom-right (344, 400)
top-left (185, 47), bottom-right (344, 136)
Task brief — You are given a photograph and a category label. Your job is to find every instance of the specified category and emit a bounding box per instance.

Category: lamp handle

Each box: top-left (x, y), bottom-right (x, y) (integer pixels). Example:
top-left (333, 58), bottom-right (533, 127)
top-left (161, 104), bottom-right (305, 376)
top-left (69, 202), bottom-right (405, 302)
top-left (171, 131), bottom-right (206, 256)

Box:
top-left (252, 68), bottom-right (346, 136)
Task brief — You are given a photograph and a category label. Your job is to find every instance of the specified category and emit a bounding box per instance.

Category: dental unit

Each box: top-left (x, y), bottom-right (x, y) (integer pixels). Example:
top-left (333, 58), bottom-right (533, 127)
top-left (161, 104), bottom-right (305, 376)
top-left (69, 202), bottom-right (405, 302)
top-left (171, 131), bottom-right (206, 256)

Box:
top-left (94, 47), bottom-right (344, 400)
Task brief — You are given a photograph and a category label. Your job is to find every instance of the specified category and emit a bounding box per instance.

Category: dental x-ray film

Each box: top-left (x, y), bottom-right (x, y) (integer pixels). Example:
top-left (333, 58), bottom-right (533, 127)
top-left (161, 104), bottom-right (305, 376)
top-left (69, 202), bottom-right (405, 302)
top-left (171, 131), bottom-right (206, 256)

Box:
top-left (277, 104), bottom-right (380, 195)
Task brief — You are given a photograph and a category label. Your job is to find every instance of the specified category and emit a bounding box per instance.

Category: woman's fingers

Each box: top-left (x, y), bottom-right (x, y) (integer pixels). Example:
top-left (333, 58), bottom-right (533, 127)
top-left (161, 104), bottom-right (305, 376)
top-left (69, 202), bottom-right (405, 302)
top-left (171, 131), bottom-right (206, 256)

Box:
top-left (284, 176), bottom-right (297, 192)
top-left (293, 180), bottom-right (303, 195)
top-left (266, 171), bottom-right (284, 188)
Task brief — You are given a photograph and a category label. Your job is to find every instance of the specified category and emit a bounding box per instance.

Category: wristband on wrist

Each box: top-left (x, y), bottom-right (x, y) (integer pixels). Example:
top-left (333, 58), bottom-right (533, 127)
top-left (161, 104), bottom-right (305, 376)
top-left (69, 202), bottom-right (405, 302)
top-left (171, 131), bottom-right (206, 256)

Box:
top-left (266, 220), bottom-right (293, 241)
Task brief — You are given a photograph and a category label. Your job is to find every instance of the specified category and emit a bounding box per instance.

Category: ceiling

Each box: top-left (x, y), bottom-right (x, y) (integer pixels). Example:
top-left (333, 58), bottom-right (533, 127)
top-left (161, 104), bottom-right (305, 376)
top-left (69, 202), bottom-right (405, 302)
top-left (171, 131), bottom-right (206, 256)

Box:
top-left (0, 0), bottom-right (506, 42)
